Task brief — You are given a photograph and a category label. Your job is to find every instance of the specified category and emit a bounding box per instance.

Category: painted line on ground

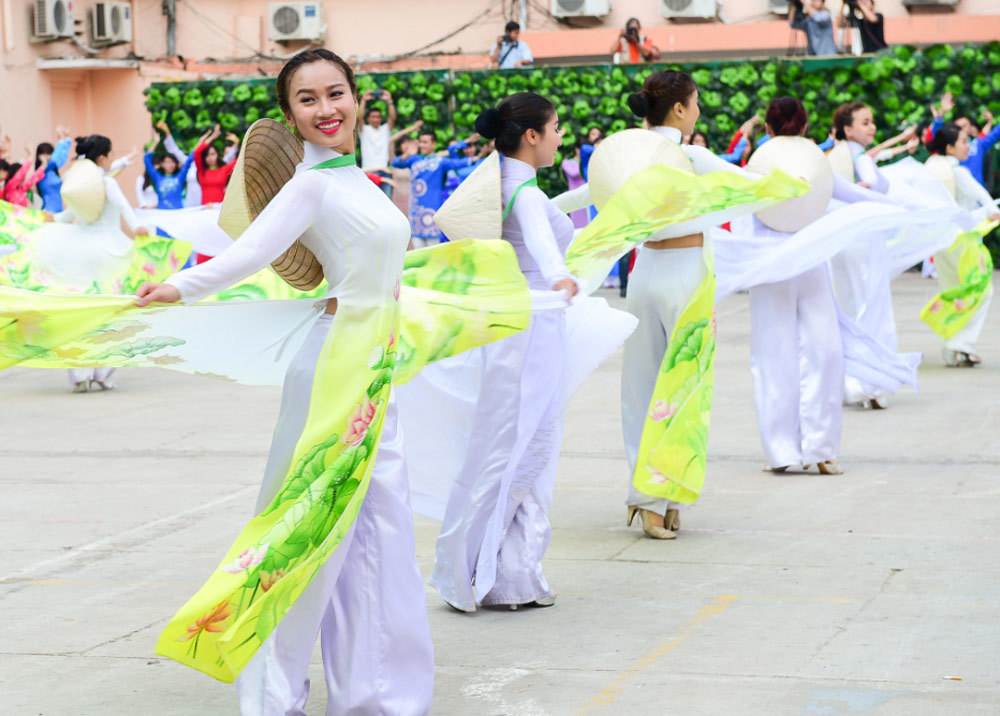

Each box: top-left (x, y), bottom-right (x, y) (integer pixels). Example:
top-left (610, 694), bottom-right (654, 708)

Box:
top-left (576, 594), bottom-right (739, 714)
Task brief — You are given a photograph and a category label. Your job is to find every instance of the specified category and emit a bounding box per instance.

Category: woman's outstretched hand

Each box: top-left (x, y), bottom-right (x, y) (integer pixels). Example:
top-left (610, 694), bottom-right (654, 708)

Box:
top-left (135, 282), bottom-right (181, 307)
top-left (552, 277), bottom-right (579, 301)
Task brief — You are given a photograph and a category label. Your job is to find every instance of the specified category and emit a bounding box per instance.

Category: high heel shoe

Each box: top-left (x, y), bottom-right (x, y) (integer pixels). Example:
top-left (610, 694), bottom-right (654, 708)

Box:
top-left (816, 460), bottom-right (843, 475)
top-left (665, 508), bottom-right (680, 532)
top-left (626, 506), bottom-right (676, 540)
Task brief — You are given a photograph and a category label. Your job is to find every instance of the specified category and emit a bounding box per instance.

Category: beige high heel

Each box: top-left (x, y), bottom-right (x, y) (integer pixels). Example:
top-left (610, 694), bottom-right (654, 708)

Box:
top-left (626, 506), bottom-right (676, 540)
top-left (817, 460), bottom-right (843, 475)
top-left (665, 508), bottom-right (680, 532)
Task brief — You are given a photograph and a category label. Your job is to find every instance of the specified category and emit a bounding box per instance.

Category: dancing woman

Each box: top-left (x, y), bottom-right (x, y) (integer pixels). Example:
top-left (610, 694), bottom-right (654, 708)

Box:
top-left (924, 123), bottom-right (1000, 367)
top-left (428, 93), bottom-right (580, 612)
top-left (135, 49), bottom-right (434, 715)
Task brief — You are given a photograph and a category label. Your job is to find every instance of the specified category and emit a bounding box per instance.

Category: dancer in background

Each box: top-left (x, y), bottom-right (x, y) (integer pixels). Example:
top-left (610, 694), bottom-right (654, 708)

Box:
top-left (924, 124), bottom-right (1000, 367)
top-left (429, 93), bottom-right (579, 612)
top-left (35, 127), bottom-right (73, 211)
top-left (3, 147), bottom-right (47, 207)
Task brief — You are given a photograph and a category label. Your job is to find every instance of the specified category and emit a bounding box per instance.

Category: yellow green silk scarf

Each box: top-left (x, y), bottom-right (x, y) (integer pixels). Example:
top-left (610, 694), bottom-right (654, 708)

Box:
top-left (565, 164), bottom-right (807, 503)
top-left (0, 238), bottom-right (530, 681)
top-left (0, 200), bottom-right (192, 294)
top-left (920, 220), bottom-right (998, 340)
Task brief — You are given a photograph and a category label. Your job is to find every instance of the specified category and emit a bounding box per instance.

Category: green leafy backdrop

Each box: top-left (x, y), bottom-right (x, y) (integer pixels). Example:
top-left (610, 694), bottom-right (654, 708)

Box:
top-left (145, 41), bottom-right (1000, 251)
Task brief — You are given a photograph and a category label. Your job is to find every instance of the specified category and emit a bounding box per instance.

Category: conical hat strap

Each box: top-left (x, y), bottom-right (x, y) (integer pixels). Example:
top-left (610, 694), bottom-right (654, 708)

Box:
top-left (309, 154), bottom-right (358, 170)
top-left (502, 177), bottom-right (538, 221)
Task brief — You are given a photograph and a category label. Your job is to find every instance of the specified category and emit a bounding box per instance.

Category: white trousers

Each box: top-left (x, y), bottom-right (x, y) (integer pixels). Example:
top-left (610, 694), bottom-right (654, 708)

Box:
top-left (236, 315), bottom-right (434, 716)
top-left (934, 248), bottom-right (993, 355)
top-left (430, 310), bottom-right (565, 611)
top-left (67, 367), bottom-right (115, 386)
top-left (749, 266), bottom-right (844, 467)
top-left (621, 246), bottom-right (706, 515)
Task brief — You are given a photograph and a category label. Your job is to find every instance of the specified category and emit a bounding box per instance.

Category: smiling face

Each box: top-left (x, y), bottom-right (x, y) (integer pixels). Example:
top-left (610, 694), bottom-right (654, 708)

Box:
top-left (845, 106), bottom-right (877, 147)
top-left (162, 155), bottom-right (179, 174)
top-left (417, 133), bottom-right (437, 155)
top-left (284, 61), bottom-right (358, 154)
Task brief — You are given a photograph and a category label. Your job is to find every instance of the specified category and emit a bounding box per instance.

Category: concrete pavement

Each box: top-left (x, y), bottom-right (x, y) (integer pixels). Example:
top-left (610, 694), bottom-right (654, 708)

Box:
top-left (1, 272), bottom-right (998, 715)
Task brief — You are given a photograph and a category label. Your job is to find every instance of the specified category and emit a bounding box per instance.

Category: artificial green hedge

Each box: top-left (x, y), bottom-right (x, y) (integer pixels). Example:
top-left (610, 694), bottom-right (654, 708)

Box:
top-left (144, 42), bottom-right (1000, 198)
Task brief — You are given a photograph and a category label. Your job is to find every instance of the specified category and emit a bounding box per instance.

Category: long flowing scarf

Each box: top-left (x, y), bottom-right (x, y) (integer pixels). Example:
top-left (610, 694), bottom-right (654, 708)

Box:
top-left (0, 238), bottom-right (530, 680)
top-left (565, 164), bottom-right (807, 503)
top-left (920, 220), bottom-right (998, 339)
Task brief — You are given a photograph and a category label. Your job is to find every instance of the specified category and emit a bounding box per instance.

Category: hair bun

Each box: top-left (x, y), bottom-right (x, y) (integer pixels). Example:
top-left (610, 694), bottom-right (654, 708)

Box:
top-left (626, 92), bottom-right (649, 119)
top-left (475, 107), bottom-right (504, 140)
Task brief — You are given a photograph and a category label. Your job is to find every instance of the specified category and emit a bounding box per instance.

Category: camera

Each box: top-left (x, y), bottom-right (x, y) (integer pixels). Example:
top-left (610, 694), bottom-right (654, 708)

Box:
top-left (503, 33), bottom-right (514, 44)
top-left (625, 26), bottom-right (639, 40)
top-left (371, 90), bottom-right (382, 99)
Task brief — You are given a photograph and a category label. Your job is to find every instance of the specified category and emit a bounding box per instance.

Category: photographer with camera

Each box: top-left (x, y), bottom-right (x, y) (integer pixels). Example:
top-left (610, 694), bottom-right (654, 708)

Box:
top-left (789, 0), bottom-right (838, 56)
top-left (611, 18), bottom-right (661, 65)
top-left (840, 0), bottom-right (886, 54)
top-left (490, 21), bottom-right (533, 70)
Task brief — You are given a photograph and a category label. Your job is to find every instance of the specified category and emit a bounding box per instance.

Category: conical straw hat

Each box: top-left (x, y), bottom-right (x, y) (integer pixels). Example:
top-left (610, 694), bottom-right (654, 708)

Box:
top-left (218, 118), bottom-right (324, 291)
top-left (924, 155), bottom-right (957, 198)
top-left (826, 140), bottom-right (855, 182)
top-left (59, 159), bottom-right (105, 224)
top-left (433, 151), bottom-right (502, 240)
top-left (587, 128), bottom-right (692, 211)
top-left (747, 136), bottom-right (834, 233)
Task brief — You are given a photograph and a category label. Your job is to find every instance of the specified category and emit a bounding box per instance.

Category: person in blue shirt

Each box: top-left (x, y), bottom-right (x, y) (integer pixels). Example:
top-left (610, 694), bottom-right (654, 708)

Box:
top-left (444, 134), bottom-right (488, 198)
top-left (144, 130), bottom-right (195, 210)
top-left (392, 130), bottom-right (474, 246)
top-left (927, 94), bottom-right (999, 188)
top-left (35, 127), bottom-right (72, 211)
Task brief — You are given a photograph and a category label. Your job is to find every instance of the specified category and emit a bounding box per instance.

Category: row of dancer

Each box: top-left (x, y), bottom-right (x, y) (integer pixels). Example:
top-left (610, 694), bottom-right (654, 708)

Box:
top-left (1, 51), bottom-right (995, 715)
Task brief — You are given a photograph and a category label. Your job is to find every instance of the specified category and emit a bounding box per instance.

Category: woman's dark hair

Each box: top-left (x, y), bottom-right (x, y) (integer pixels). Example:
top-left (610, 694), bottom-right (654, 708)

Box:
top-left (930, 122), bottom-right (963, 156)
top-left (0, 159), bottom-right (10, 175)
top-left (35, 142), bottom-right (55, 170)
top-left (75, 135), bottom-right (112, 163)
top-left (766, 97), bottom-right (808, 137)
top-left (627, 70), bottom-right (697, 127)
top-left (7, 161), bottom-right (20, 178)
top-left (690, 130), bottom-right (710, 147)
top-left (475, 91), bottom-right (555, 155)
top-left (143, 170), bottom-right (154, 191)
top-left (833, 101), bottom-right (868, 140)
top-left (200, 142), bottom-right (220, 168)
top-left (276, 48), bottom-right (357, 117)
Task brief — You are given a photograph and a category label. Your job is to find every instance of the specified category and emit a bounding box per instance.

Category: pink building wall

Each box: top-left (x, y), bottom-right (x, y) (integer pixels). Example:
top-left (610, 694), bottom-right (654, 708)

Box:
top-left (1, 0), bottom-right (998, 191)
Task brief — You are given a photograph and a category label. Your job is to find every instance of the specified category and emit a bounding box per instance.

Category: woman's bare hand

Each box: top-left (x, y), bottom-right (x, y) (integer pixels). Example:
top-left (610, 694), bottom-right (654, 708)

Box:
top-left (135, 282), bottom-right (181, 307)
top-left (552, 277), bottom-right (579, 300)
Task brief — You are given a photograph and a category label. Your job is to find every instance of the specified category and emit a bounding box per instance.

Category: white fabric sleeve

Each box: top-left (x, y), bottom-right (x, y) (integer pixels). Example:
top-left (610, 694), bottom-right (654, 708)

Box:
top-left (551, 183), bottom-right (592, 214)
top-left (164, 134), bottom-right (189, 163)
top-left (510, 188), bottom-right (573, 287)
top-left (831, 174), bottom-right (893, 205)
top-left (954, 166), bottom-right (997, 211)
top-left (134, 175), bottom-right (146, 207)
top-left (683, 145), bottom-right (759, 178)
top-left (164, 172), bottom-right (324, 303)
top-left (853, 153), bottom-right (889, 194)
top-left (223, 145), bottom-right (237, 164)
top-left (104, 177), bottom-right (140, 232)
top-left (109, 157), bottom-right (130, 173)
top-left (54, 208), bottom-right (75, 223)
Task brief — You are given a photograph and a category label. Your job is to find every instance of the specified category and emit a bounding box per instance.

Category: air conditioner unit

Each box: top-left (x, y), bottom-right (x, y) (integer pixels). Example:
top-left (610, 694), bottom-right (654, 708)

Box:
top-left (767, 0), bottom-right (790, 15)
top-left (550, 0), bottom-right (611, 17)
top-left (90, 2), bottom-right (132, 44)
top-left (32, 0), bottom-right (74, 39)
top-left (901, 0), bottom-right (958, 6)
top-left (269, 3), bottom-right (324, 42)
top-left (660, 0), bottom-right (716, 19)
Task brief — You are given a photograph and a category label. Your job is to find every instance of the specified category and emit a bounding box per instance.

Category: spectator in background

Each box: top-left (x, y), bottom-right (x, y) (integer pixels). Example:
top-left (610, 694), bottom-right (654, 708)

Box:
top-left (926, 93), bottom-right (1000, 189)
top-left (790, 0), bottom-right (838, 57)
top-left (689, 131), bottom-right (709, 148)
top-left (444, 133), bottom-right (488, 198)
top-left (611, 18), bottom-right (661, 65)
top-left (561, 144), bottom-right (589, 229)
top-left (490, 21), bottom-right (533, 69)
top-left (358, 89), bottom-right (421, 198)
top-left (392, 130), bottom-right (476, 247)
top-left (841, 0), bottom-right (886, 54)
